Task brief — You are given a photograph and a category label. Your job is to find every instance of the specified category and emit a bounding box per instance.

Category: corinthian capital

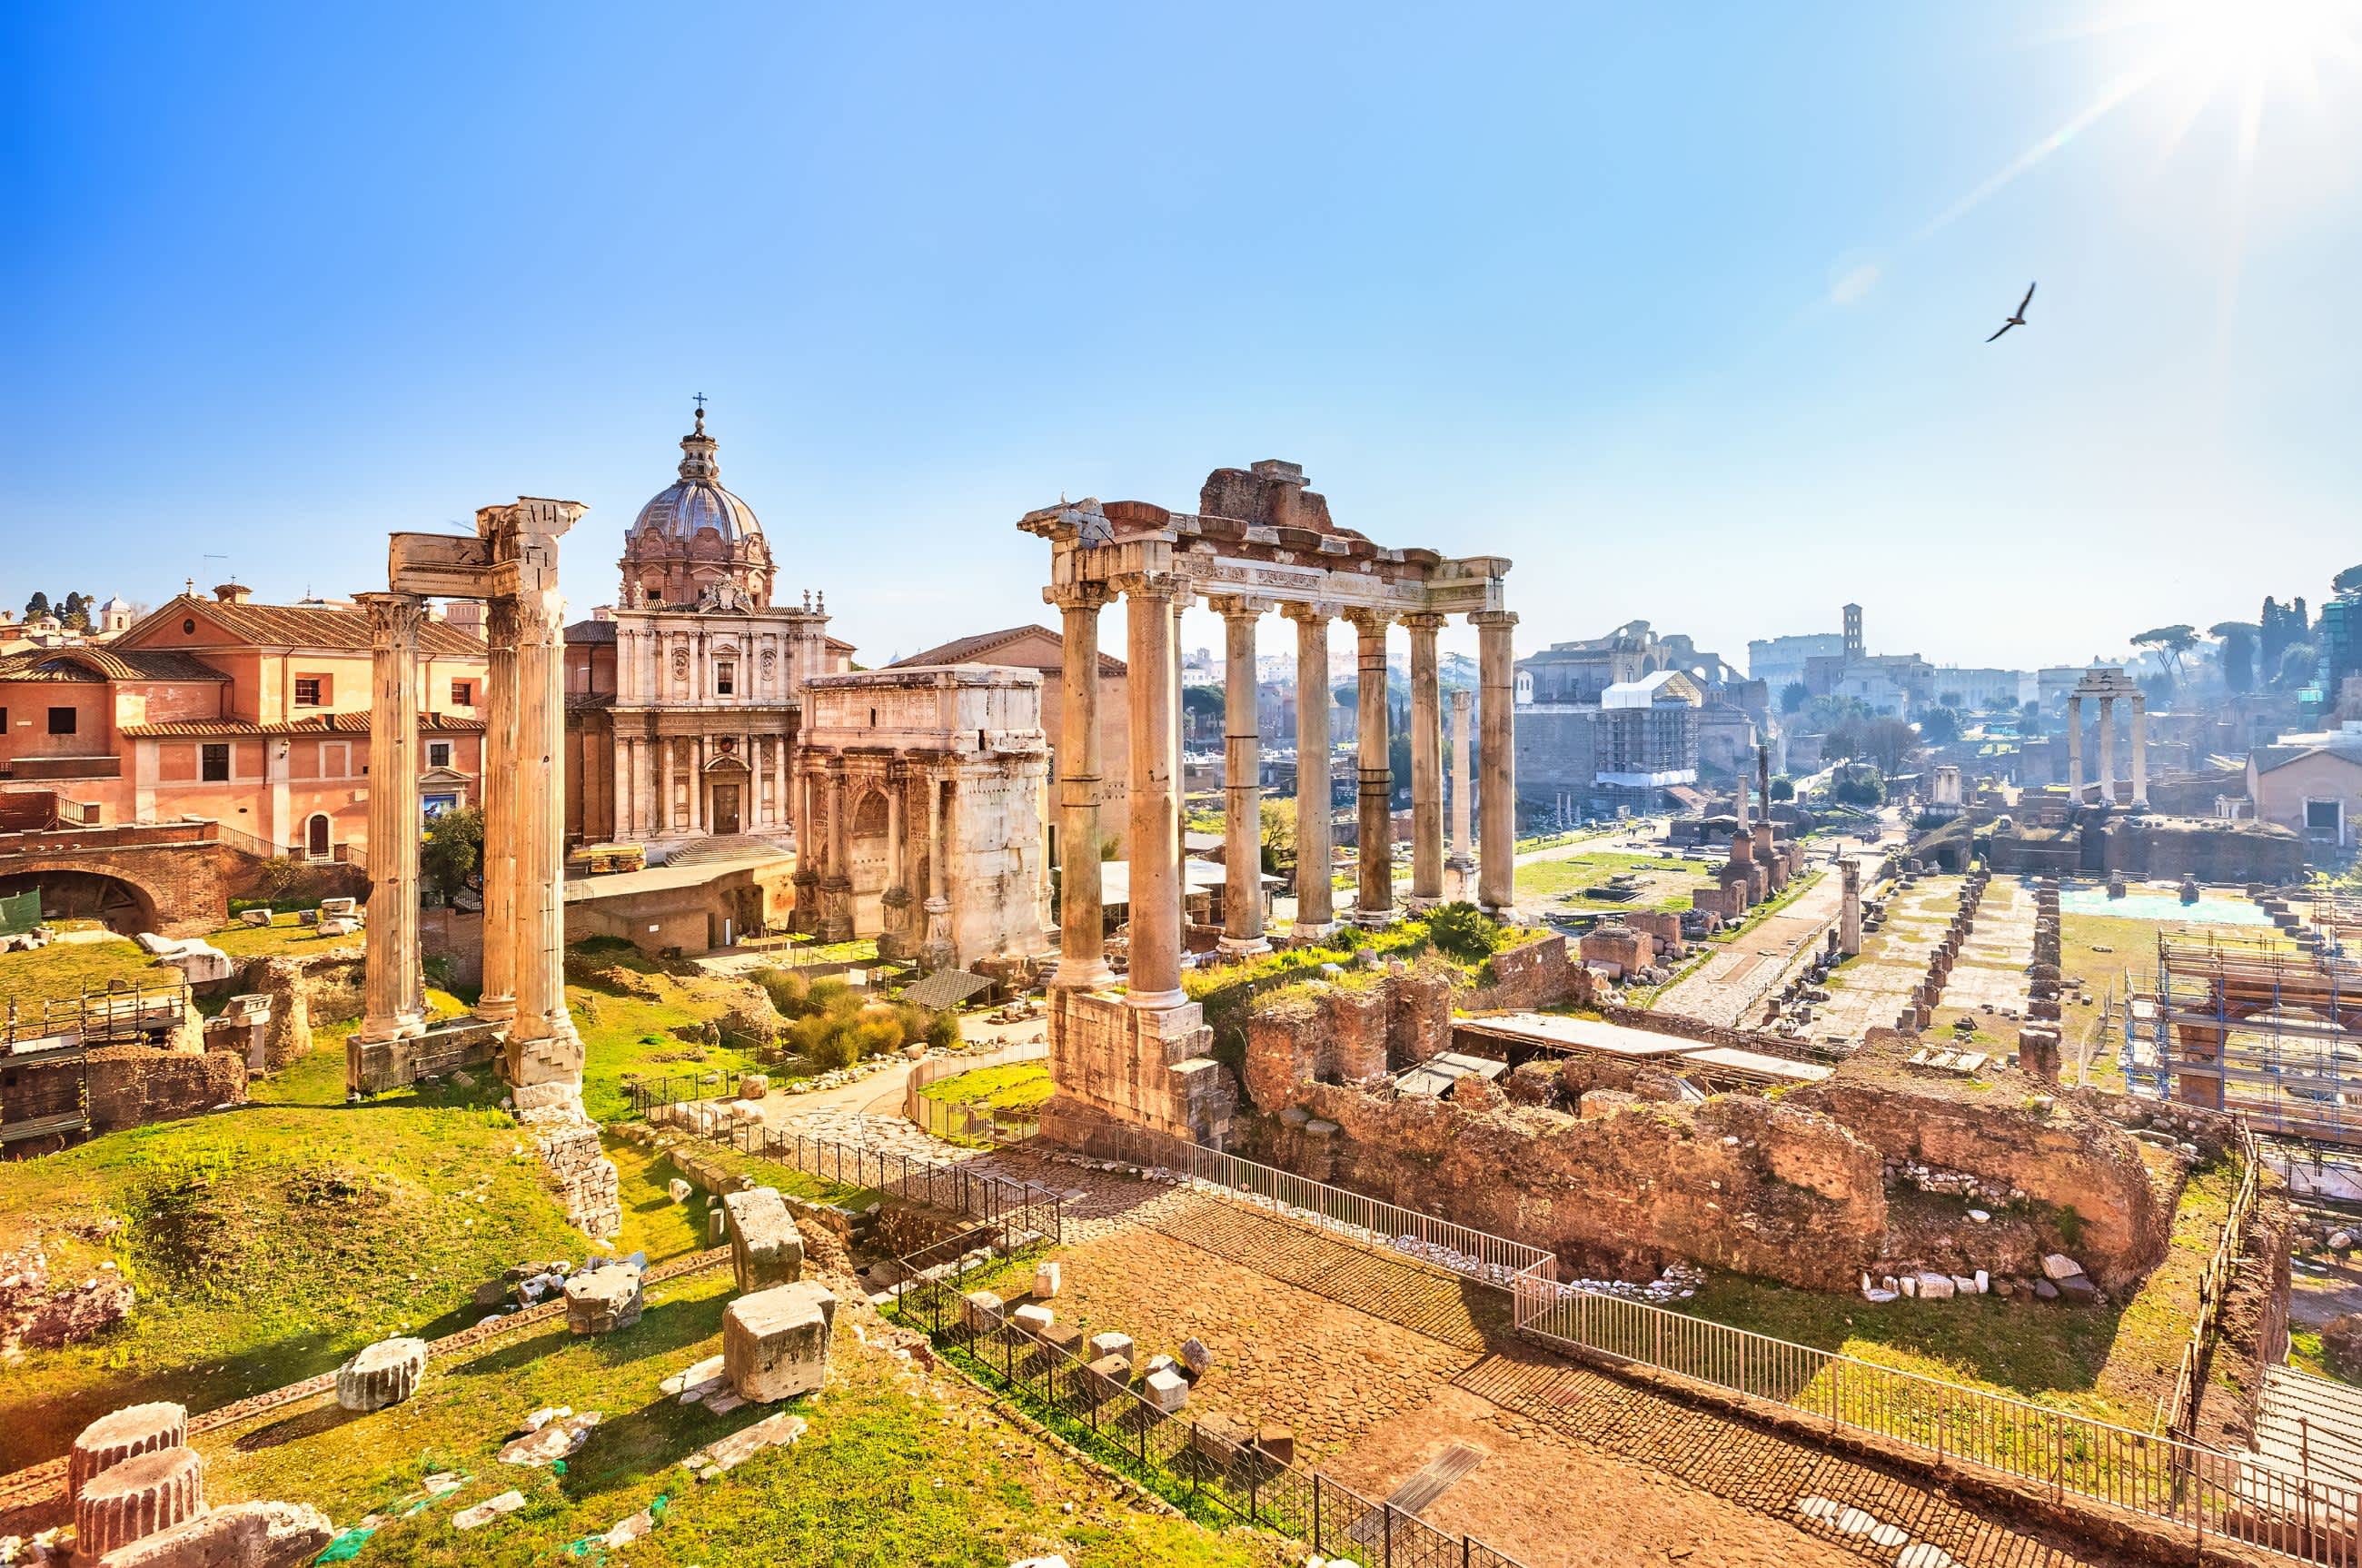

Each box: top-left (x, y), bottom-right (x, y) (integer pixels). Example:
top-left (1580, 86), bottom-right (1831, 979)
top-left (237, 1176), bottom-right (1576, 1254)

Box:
top-left (1109, 570), bottom-right (1183, 603)
top-left (1045, 581), bottom-right (1115, 614)
top-left (354, 591), bottom-right (430, 647)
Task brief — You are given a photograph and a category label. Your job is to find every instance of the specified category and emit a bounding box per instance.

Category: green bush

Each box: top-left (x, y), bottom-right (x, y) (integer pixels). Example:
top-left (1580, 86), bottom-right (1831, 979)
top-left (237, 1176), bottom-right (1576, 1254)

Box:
top-left (925, 1010), bottom-right (961, 1050)
top-left (1426, 901), bottom-right (1506, 963)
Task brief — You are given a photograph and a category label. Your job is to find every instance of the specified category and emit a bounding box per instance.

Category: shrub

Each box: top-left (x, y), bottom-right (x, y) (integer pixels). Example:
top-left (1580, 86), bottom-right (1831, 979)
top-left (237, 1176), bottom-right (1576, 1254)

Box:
top-left (925, 1010), bottom-right (961, 1051)
top-left (1427, 901), bottom-right (1506, 963)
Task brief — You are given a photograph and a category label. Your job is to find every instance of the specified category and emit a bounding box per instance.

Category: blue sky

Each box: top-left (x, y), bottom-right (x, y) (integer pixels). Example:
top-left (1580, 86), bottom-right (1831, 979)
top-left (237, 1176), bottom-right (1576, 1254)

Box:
top-left (5, 2), bottom-right (2358, 673)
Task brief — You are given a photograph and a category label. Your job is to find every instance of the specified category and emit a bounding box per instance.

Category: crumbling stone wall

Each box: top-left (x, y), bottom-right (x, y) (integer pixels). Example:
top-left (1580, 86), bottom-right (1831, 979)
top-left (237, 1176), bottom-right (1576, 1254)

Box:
top-left (1239, 962), bottom-right (1454, 1112)
top-left (84, 1045), bottom-right (246, 1133)
top-left (1267, 1080), bottom-right (1888, 1289)
top-left (1789, 1061), bottom-right (2173, 1294)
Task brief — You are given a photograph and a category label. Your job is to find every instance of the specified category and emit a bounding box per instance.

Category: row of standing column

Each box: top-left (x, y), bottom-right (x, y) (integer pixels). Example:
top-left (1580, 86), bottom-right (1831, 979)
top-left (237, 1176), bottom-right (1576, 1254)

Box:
top-left (1048, 577), bottom-right (1516, 1013)
top-left (605, 733), bottom-right (795, 839)
top-left (2063, 694), bottom-right (2149, 808)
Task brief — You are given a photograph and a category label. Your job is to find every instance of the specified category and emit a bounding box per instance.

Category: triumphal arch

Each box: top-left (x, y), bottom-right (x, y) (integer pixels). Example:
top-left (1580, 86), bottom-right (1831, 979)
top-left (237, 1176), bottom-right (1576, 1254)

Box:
top-left (1022, 460), bottom-right (1515, 1146)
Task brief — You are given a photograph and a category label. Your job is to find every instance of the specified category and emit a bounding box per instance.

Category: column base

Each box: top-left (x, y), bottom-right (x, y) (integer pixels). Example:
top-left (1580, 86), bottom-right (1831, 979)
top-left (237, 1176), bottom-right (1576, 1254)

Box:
top-left (1350, 906), bottom-right (1394, 929)
top-left (350, 1009), bottom-right (428, 1047)
top-left (1479, 900), bottom-right (1521, 922)
top-left (1404, 894), bottom-right (1445, 914)
top-left (1125, 986), bottom-right (1190, 1011)
top-left (1288, 920), bottom-right (1340, 944)
top-left (474, 994), bottom-right (517, 1025)
top-left (1216, 936), bottom-right (1273, 959)
top-left (1052, 956), bottom-right (1117, 990)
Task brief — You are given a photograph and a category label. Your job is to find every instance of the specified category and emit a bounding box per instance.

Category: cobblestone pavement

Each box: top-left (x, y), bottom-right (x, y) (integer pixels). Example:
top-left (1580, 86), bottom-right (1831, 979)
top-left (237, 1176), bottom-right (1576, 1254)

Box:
top-left (1656, 839), bottom-right (1903, 1030)
top-left (1031, 1196), bottom-right (2134, 1568)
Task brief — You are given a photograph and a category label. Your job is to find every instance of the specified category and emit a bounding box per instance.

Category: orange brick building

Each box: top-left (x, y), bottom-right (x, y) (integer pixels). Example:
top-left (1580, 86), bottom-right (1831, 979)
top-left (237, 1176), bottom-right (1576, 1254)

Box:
top-left (0, 584), bottom-right (489, 863)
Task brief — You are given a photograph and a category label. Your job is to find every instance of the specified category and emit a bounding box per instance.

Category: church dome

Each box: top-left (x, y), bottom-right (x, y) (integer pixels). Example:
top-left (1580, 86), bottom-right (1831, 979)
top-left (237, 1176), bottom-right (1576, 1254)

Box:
top-left (629, 407), bottom-right (764, 546)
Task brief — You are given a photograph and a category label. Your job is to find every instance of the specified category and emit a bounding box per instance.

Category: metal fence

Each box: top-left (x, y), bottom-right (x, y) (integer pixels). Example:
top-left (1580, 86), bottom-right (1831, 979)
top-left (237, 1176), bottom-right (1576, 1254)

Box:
top-left (889, 1254), bottom-right (1532, 1568)
top-left (1513, 1266), bottom-right (2362, 1563)
top-left (2159, 1122), bottom-right (2268, 1442)
top-left (630, 1072), bottom-right (1063, 1245)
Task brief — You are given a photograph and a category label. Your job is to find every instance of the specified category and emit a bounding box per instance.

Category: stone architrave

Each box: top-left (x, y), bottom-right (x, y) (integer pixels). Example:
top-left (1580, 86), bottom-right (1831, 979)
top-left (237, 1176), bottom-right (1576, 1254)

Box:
top-left (723, 1281), bottom-right (839, 1402)
top-left (1345, 608), bottom-right (1394, 926)
top-left (1473, 610), bottom-right (1519, 914)
top-left (1284, 604), bottom-right (1336, 938)
top-left (352, 591), bottom-right (429, 1051)
top-left (1404, 612), bottom-right (1445, 909)
top-left (723, 1186), bottom-right (805, 1292)
top-left (1210, 596), bottom-right (1271, 957)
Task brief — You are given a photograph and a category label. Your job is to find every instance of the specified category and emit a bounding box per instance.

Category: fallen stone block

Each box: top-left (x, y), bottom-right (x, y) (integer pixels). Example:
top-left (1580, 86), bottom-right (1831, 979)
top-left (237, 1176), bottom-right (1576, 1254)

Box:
top-left (1950, 1275), bottom-right (1980, 1297)
top-left (1177, 1336), bottom-right (1213, 1378)
top-left (662, 1354), bottom-right (727, 1400)
top-left (1083, 1353), bottom-right (1132, 1402)
top-left (723, 1187), bottom-right (804, 1294)
top-left (1040, 1323), bottom-right (1085, 1360)
top-left (961, 1290), bottom-right (1005, 1332)
top-left (69, 1403), bottom-right (188, 1503)
top-left (76, 1446), bottom-right (205, 1559)
top-left (1916, 1272), bottom-right (1955, 1301)
top-left (1087, 1330), bottom-right (1135, 1364)
top-left (452, 1490), bottom-right (527, 1530)
top-left (499, 1410), bottom-right (600, 1466)
top-left (701, 1411), bottom-right (808, 1474)
top-left (1011, 1303), bottom-right (1055, 1336)
top-left (334, 1337), bottom-right (427, 1412)
top-left (93, 1499), bottom-right (336, 1568)
top-left (1033, 1260), bottom-right (1061, 1298)
top-left (724, 1282), bottom-right (838, 1402)
top-left (1144, 1367), bottom-right (1188, 1413)
top-left (2041, 1252), bottom-right (2085, 1281)
top-left (668, 1177), bottom-right (693, 1204)
top-left (2057, 1273), bottom-right (2100, 1305)
top-left (565, 1267), bottom-right (643, 1335)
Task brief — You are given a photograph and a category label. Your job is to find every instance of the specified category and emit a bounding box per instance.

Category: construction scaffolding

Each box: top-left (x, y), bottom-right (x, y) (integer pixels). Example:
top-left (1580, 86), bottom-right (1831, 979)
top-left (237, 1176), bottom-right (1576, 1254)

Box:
top-left (2126, 932), bottom-right (2362, 1145)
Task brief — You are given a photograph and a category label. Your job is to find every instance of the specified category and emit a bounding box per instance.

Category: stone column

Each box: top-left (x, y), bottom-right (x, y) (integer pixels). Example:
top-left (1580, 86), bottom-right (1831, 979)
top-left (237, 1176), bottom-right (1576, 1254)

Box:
top-left (1285, 605), bottom-right (1335, 939)
top-left (774, 734), bottom-right (791, 830)
top-left (1405, 612), bottom-right (1445, 909)
top-left (921, 774), bottom-right (956, 971)
top-left (1122, 571), bottom-right (1186, 1007)
top-left (1734, 741), bottom-right (1751, 831)
top-left (1346, 609), bottom-right (1394, 926)
top-left (1050, 582), bottom-right (1114, 987)
top-left (505, 498), bottom-right (588, 1097)
top-left (2067, 695), bottom-right (2085, 802)
top-left (1474, 610), bottom-right (1519, 915)
top-left (2098, 696), bottom-right (2117, 808)
top-left (823, 764), bottom-right (853, 941)
top-left (1213, 597), bottom-right (1270, 956)
top-left (2130, 695), bottom-right (2149, 808)
top-left (1839, 858), bottom-right (1863, 957)
top-left (477, 598), bottom-right (519, 1024)
top-left (610, 735), bottom-right (630, 842)
top-left (1172, 593), bottom-right (1189, 940)
top-left (354, 591), bottom-right (428, 1047)
top-left (1448, 687), bottom-right (1474, 899)
top-left (658, 737), bottom-right (675, 834)
top-left (689, 737), bottom-right (707, 833)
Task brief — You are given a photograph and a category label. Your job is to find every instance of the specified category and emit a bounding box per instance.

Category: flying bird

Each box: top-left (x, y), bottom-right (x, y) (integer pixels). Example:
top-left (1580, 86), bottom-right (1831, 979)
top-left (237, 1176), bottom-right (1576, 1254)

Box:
top-left (1986, 282), bottom-right (2036, 342)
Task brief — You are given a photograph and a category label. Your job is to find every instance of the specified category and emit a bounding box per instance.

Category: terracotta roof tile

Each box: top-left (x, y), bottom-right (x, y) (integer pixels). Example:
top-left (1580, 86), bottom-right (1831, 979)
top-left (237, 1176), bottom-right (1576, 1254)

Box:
top-left (117, 711), bottom-right (486, 739)
top-left (888, 624), bottom-right (1126, 678)
top-left (125, 595), bottom-right (486, 658)
top-left (0, 647), bottom-right (229, 683)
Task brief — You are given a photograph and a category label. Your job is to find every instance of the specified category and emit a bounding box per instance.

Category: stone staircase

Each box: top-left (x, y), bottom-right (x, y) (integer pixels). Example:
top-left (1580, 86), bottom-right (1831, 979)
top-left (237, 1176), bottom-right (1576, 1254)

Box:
top-left (2254, 1365), bottom-right (2362, 1488)
top-left (664, 834), bottom-right (792, 869)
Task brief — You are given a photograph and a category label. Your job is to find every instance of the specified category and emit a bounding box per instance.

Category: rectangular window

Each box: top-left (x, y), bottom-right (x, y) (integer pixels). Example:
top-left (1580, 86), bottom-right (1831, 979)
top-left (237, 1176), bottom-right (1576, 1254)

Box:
top-left (46, 706), bottom-right (75, 736)
top-left (293, 676), bottom-right (325, 707)
top-left (201, 743), bottom-right (231, 782)
top-left (451, 680), bottom-right (473, 707)
top-left (2307, 799), bottom-right (2343, 831)
top-left (715, 660), bottom-right (736, 696)
top-left (428, 740), bottom-right (453, 769)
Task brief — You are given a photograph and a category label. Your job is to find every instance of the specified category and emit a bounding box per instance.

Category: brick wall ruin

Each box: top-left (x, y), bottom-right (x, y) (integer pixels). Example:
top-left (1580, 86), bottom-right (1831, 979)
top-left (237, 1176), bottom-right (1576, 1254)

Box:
top-left (84, 1045), bottom-right (247, 1133)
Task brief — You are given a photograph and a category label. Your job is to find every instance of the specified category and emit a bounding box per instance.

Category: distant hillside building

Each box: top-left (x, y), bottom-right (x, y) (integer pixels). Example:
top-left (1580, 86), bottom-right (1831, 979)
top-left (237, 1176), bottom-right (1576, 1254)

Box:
top-left (1516, 621), bottom-right (1722, 819)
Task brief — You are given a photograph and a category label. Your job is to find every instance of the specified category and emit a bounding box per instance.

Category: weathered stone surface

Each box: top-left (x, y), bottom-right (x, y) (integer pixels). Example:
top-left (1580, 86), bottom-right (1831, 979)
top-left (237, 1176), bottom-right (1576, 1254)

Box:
top-left (76, 1445), bottom-right (204, 1559)
top-left (1144, 1367), bottom-right (1188, 1412)
top-left (69, 1403), bottom-right (188, 1503)
top-left (1083, 1353), bottom-right (1132, 1402)
top-left (2322, 1312), bottom-right (2362, 1379)
top-left (452, 1490), bottom-right (526, 1529)
top-left (700, 1411), bottom-right (807, 1474)
top-left (1177, 1336), bottom-right (1213, 1377)
top-left (1033, 1260), bottom-right (1061, 1298)
top-left (1011, 1303), bottom-right (1055, 1335)
top-left (723, 1282), bottom-right (838, 1402)
top-left (94, 1499), bottom-right (336, 1568)
top-left (2041, 1252), bottom-right (2085, 1281)
top-left (1086, 1330), bottom-right (1135, 1364)
top-left (668, 1177), bottom-right (693, 1204)
top-left (961, 1290), bottom-right (1005, 1332)
top-left (335, 1336), bottom-right (426, 1412)
top-left (564, 1267), bottom-right (643, 1335)
top-left (723, 1186), bottom-right (804, 1294)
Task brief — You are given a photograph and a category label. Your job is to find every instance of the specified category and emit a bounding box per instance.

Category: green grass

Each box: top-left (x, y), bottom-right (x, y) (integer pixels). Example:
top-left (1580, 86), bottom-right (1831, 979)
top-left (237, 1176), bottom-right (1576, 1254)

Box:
top-left (0, 934), bottom-right (162, 1013)
top-left (196, 1270), bottom-right (1284, 1568)
top-left (205, 915), bottom-right (368, 960)
top-left (918, 1061), bottom-right (1054, 1114)
top-left (1677, 1156), bottom-right (2238, 1432)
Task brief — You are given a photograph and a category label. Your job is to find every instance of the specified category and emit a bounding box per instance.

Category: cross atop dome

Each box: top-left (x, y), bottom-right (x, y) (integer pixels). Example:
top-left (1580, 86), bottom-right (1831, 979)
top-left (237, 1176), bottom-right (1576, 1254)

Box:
top-left (620, 402), bottom-right (775, 607)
